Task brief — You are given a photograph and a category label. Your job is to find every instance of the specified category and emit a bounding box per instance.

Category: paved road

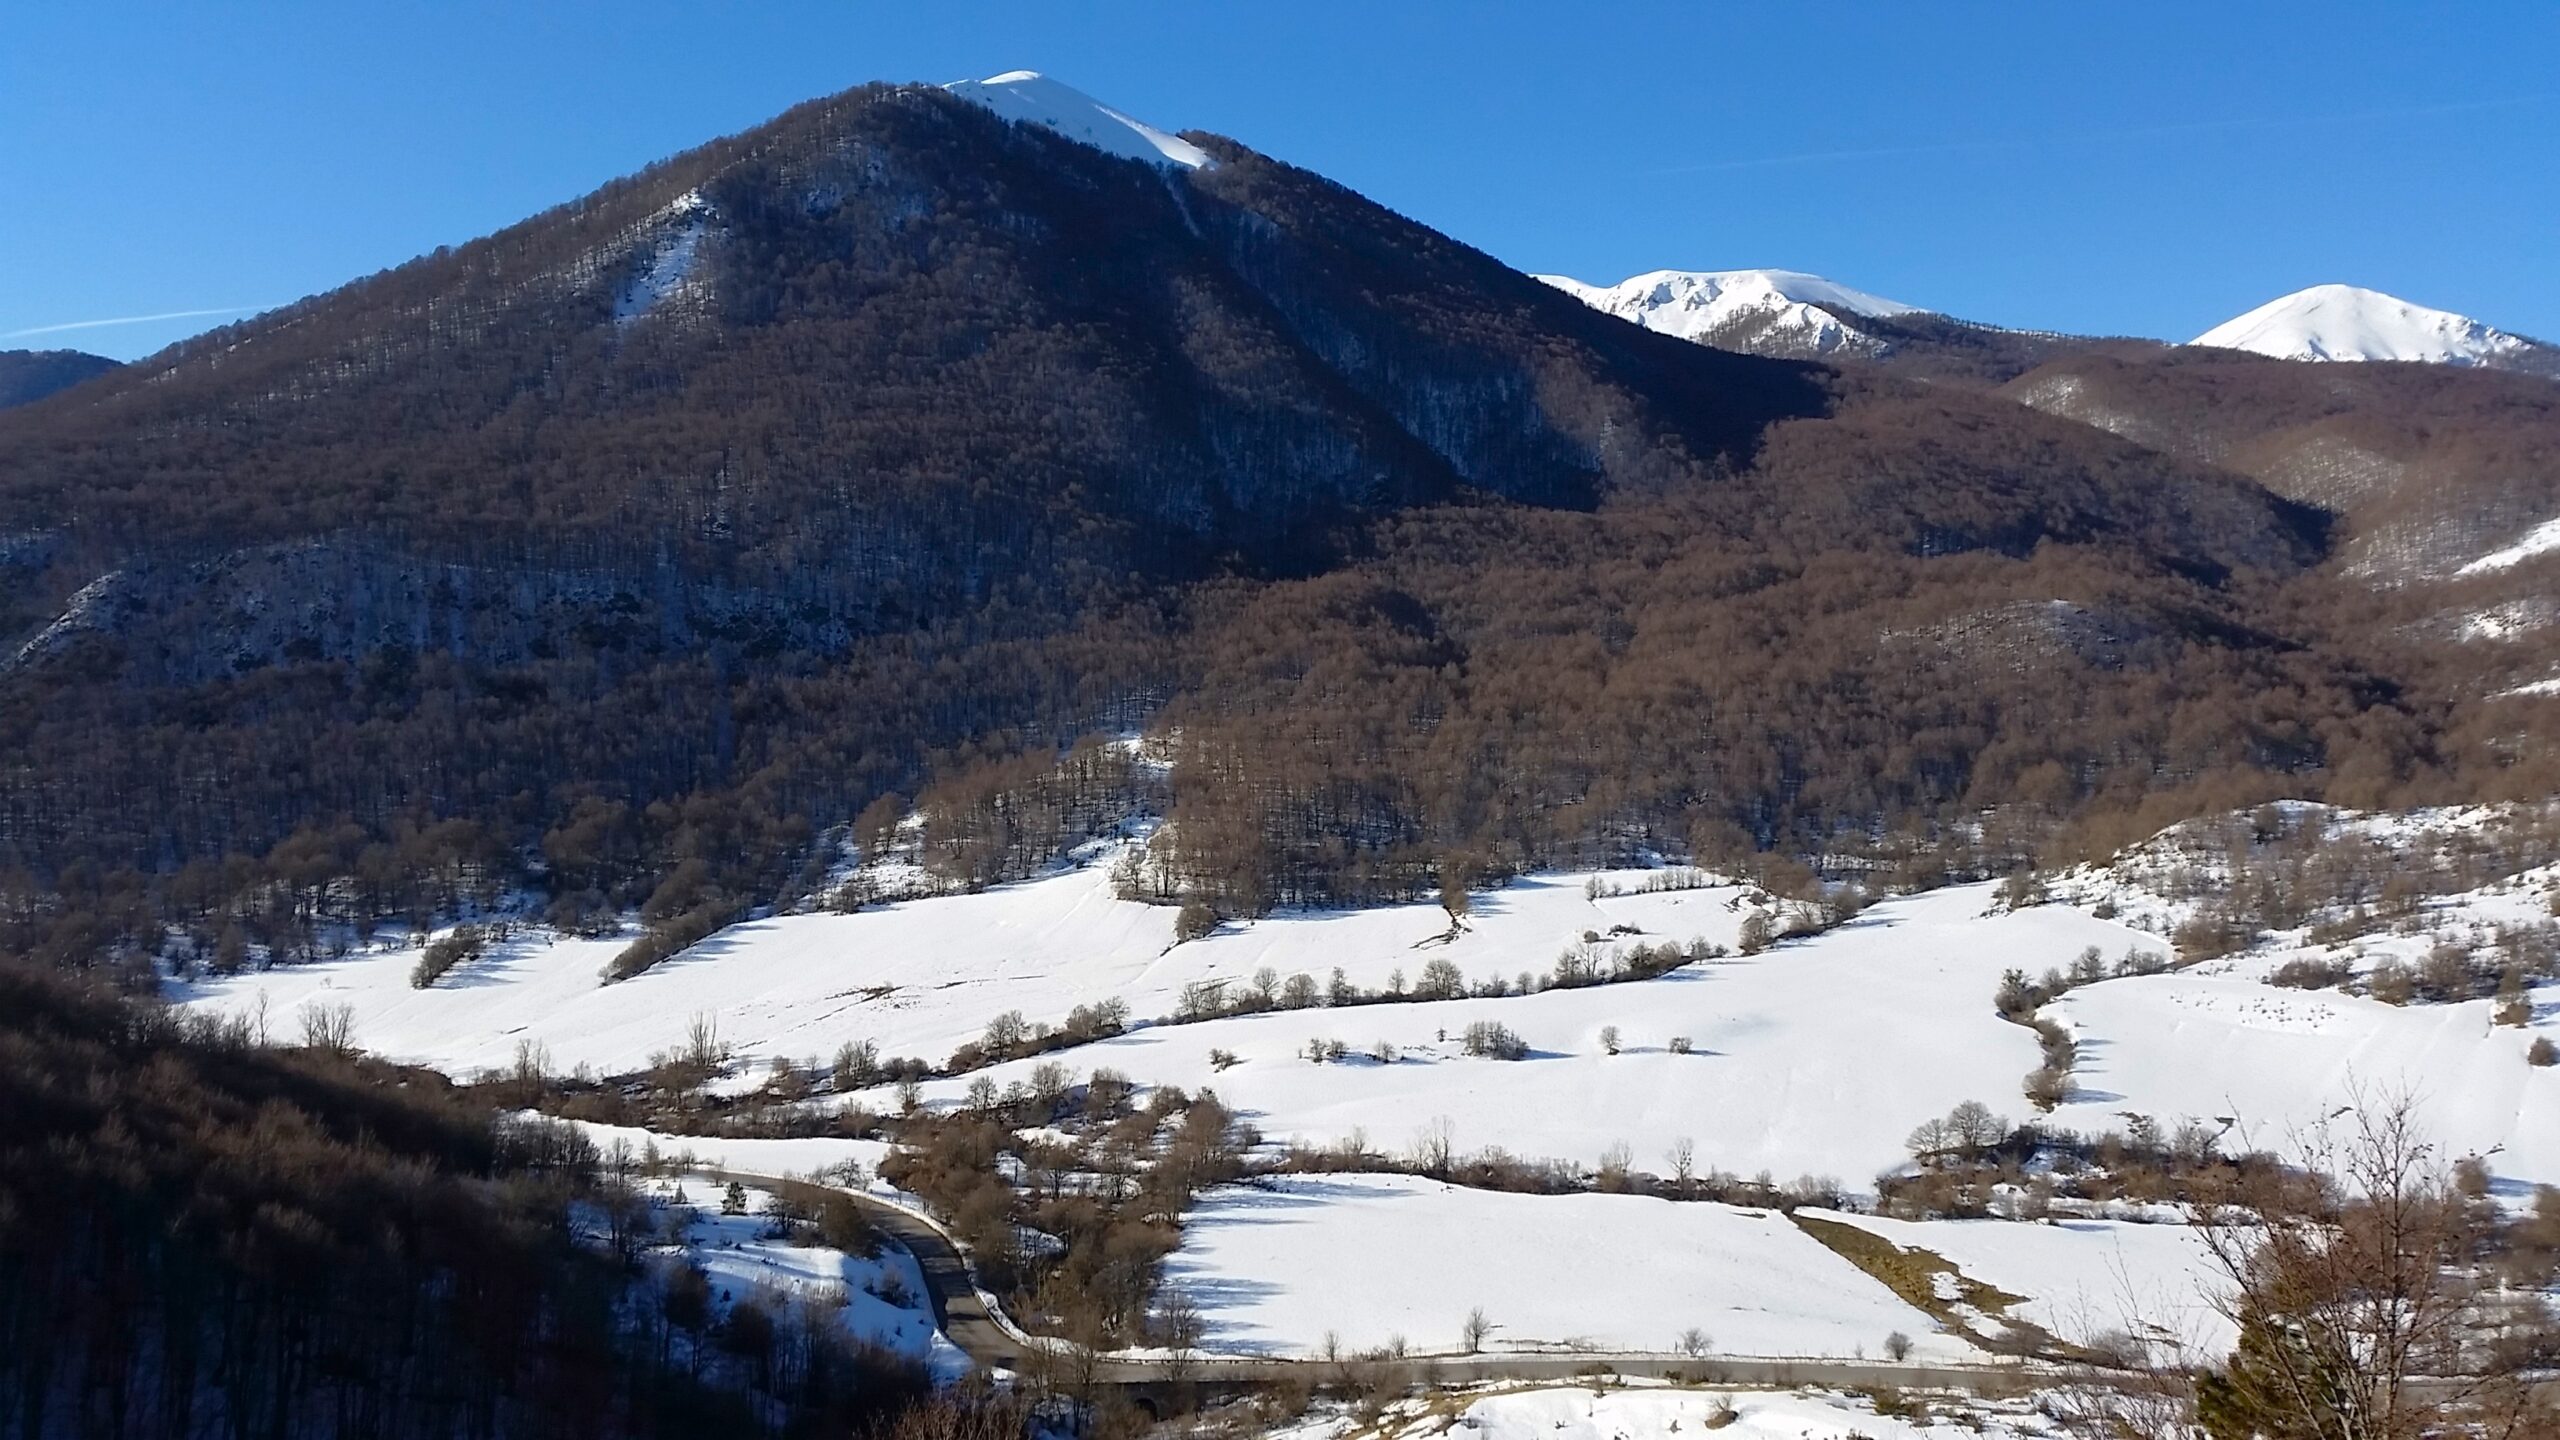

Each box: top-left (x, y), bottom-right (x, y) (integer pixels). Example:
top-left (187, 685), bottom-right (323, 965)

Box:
top-left (703, 1167), bottom-right (1031, 1368)
top-left (702, 1167), bottom-right (2057, 1395)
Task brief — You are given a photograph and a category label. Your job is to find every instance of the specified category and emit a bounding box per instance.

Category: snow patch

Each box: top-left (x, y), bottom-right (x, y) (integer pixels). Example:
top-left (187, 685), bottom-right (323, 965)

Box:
top-left (614, 191), bottom-right (713, 327)
top-left (943, 71), bottom-right (1210, 170)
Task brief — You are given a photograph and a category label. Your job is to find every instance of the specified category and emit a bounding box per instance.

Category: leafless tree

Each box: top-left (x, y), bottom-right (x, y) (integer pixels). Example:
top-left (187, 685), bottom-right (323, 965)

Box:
top-left (1156, 1288), bottom-right (1204, 1385)
top-left (297, 1000), bottom-right (355, 1056)
top-left (1409, 1115), bottom-right (1455, 1177)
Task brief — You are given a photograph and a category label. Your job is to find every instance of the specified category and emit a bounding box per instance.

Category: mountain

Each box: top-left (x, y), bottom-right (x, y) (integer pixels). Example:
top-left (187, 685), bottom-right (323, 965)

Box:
top-left (2192, 283), bottom-right (2560, 374)
top-left (1541, 268), bottom-right (2162, 384)
top-left (1535, 268), bottom-right (1917, 358)
top-left (0, 348), bottom-right (119, 410)
top-left (0, 71), bottom-right (2489, 966)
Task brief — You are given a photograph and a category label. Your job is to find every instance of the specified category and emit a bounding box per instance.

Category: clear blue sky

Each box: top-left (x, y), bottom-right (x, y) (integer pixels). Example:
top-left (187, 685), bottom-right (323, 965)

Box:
top-left (6, 1), bottom-right (2556, 361)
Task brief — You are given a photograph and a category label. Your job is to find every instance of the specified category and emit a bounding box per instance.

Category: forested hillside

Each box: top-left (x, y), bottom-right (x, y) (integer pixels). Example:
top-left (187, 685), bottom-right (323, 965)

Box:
top-left (0, 79), bottom-right (2550, 969)
top-left (0, 963), bottom-right (943, 1437)
top-left (0, 350), bottom-right (118, 411)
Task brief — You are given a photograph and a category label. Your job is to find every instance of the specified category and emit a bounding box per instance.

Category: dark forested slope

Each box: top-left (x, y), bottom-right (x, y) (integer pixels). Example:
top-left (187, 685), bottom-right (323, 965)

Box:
top-left (0, 964), bottom-right (928, 1437)
top-left (0, 80), bottom-right (2532, 962)
top-left (0, 349), bottom-right (118, 411)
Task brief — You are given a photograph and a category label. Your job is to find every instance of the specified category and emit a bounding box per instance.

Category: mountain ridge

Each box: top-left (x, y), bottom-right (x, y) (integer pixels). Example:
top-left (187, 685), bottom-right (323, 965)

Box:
top-left (0, 71), bottom-right (2507, 966)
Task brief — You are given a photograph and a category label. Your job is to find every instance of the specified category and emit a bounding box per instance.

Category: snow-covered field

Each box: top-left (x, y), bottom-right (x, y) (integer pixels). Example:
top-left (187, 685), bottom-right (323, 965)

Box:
top-left (2049, 974), bottom-right (2559, 1188)
top-left (1811, 1210), bottom-right (2233, 1358)
top-left (168, 807), bottom-right (2560, 1404)
top-left (888, 882), bottom-right (2156, 1184)
top-left (1272, 1385), bottom-right (2050, 1440)
top-left (1164, 1174), bottom-right (1956, 1362)
top-left (170, 863), bottom-right (1758, 1083)
top-left (565, 1119), bottom-right (896, 1187)
top-left (175, 830), bottom-right (2558, 1194)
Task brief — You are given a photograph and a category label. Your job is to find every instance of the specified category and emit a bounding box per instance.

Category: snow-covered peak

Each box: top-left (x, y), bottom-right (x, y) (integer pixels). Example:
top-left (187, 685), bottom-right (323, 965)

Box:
top-left (942, 70), bottom-right (1210, 170)
top-left (1537, 268), bottom-right (1920, 354)
top-left (2192, 284), bottom-right (2539, 366)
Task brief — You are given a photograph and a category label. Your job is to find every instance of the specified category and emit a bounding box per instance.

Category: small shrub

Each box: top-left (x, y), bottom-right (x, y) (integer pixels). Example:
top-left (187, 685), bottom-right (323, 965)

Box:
top-left (410, 923), bottom-right (487, 989)
top-left (2530, 1036), bottom-right (2557, 1067)
top-left (1736, 913), bottom-right (1773, 955)
top-left (2269, 956), bottom-right (2354, 990)
top-left (2367, 959), bottom-right (2417, 1006)
top-left (1882, 1330), bottom-right (1912, 1361)
top-left (1174, 901), bottom-right (1219, 942)
top-left (1668, 1035), bottom-right (1693, 1055)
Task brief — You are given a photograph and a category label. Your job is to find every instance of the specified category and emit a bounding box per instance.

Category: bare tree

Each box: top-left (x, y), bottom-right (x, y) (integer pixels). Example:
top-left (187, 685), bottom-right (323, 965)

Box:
top-left (1461, 1306), bottom-right (1491, 1354)
top-left (1157, 1288), bottom-right (1204, 1385)
top-left (1667, 1136), bottom-right (1697, 1199)
top-left (297, 1000), bottom-right (355, 1056)
top-left (1409, 1115), bottom-right (1455, 1177)
top-left (2187, 1093), bottom-right (2520, 1440)
top-left (1597, 1140), bottom-right (1634, 1190)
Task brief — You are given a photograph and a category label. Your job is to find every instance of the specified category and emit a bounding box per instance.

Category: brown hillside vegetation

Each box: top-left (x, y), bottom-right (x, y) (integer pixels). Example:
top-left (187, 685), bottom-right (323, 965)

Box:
top-left (0, 963), bottom-right (933, 1436)
top-left (0, 80), bottom-right (2550, 959)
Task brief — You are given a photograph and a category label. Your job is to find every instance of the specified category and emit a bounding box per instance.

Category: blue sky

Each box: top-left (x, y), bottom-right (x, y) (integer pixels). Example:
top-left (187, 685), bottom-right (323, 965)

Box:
top-left (6, 1), bottom-right (2555, 361)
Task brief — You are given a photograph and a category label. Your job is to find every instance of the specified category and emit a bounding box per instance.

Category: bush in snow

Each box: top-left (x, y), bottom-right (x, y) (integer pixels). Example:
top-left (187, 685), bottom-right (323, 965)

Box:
top-left (2531, 1036), bottom-right (2557, 1067)
top-left (409, 923), bottom-right (487, 989)
top-left (1174, 900), bottom-right (1219, 942)
top-left (2270, 956), bottom-right (2355, 990)
top-left (1460, 1020), bottom-right (1527, 1060)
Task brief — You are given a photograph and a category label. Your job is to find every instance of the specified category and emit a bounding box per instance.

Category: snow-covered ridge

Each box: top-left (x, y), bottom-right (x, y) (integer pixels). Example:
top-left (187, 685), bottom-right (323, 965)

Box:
top-left (1538, 268), bottom-right (1918, 354)
top-left (942, 70), bottom-right (1210, 170)
top-left (2192, 283), bottom-right (2546, 366)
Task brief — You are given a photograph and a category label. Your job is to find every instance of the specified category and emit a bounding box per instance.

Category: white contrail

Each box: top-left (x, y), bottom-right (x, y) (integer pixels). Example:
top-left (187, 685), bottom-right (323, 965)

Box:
top-left (2, 305), bottom-right (266, 340)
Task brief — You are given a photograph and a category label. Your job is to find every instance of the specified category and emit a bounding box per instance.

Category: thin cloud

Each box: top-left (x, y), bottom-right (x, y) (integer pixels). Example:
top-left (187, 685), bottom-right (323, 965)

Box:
top-left (1640, 93), bottom-right (2557, 176)
top-left (3, 305), bottom-right (266, 340)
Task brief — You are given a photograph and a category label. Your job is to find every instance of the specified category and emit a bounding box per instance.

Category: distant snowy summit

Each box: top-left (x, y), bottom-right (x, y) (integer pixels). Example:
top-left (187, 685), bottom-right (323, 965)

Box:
top-left (2192, 284), bottom-right (2557, 370)
top-left (943, 70), bottom-right (1209, 169)
top-left (1537, 268), bottom-right (1921, 358)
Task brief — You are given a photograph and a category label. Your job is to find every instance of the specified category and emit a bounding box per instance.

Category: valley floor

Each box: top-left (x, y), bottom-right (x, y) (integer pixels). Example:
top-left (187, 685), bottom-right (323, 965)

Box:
top-left (169, 808), bottom-right (2560, 1386)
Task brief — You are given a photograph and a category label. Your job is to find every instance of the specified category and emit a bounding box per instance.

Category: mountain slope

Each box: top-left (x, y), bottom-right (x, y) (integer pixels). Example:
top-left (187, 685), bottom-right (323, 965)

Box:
top-left (2006, 348), bottom-right (2560, 584)
top-left (0, 72), bottom-right (2473, 956)
top-left (0, 348), bottom-right (119, 410)
top-left (2193, 284), bottom-right (2560, 374)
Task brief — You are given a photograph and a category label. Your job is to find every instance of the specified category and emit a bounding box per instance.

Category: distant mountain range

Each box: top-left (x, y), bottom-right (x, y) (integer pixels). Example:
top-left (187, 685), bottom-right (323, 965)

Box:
top-left (1540, 267), bottom-right (2560, 380)
top-left (0, 349), bottom-right (118, 411)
